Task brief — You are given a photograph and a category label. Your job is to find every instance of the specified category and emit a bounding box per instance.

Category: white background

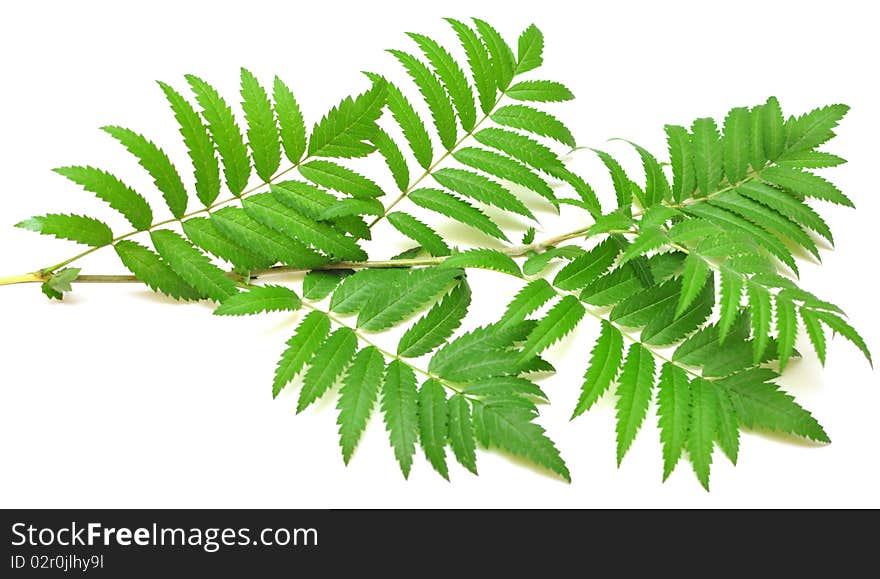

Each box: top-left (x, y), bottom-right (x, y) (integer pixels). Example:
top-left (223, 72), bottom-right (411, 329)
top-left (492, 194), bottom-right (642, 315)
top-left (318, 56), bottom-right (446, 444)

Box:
top-left (1, 0), bottom-right (877, 508)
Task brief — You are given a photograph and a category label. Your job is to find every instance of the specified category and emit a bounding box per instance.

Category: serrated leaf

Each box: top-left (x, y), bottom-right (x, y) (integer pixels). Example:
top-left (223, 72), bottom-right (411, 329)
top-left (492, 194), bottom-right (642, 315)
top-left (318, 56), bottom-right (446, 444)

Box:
top-left (777, 150), bottom-right (846, 169)
top-left (615, 343), bottom-right (655, 464)
top-left (272, 76), bottom-right (307, 164)
top-left (45, 268), bottom-right (80, 296)
top-left (462, 376), bottom-right (548, 401)
top-left (775, 296), bottom-right (798, 371)
top-left (474, 18), bottom-right (516, 89)
top-left (429, 321), bottom-right (535, 377)
top-left (272, 311), bottom-right (331, 397)
top-left (434, 167), bottom-right (534, 218)
top-left (610, 279), bottom-right (680, 327)
top-left (452, 147), bottom-right (555, 206)
top-left (473, 400), bottom-right (570, 481)
top-left (746, 282), bottom-right (772, 362)
top-left (590, 149), bottom-right (632, 210)
top-left (240, 68), bottom-right (281, 180)
top-left (506, 80), bottom-right (573, 102)
top-left (518, 295), bottom-right (584, 364)
top-left (719, 370), bottom-right (828, 442)
top-left (785, 103), bottom-right (849, 152)
top-left (357, 267), bottom-right (462, 331)
top-left (515, 24), bottom-right (543, 74)
top-left (619, 140), bottom-right (670, 206)
top-left (691, 117), bottom-right (723, 196)
top-left (554, 239), bottom-right (619, 290)
top-left (749, 103), bottom-right (767, 170)
top-left (762, 96), bottom-right (785, 160)
top-left (182, 217), bottom-right (271, 271)
top-left (185, 75), bottom-right (251, 195)
top-left (210, 206), bottom-right (326, 268)
top-left (365, 73), bottom-right (433, 169)
top-left (676, 254), bottom-right (711, 316)
top-left (580, 266), bottom-right (644, 307)
top-left (337, 346), bottom-right (385, 463)
top-left (298, 327), bottom-right (358, 413)
top-left (448, 395), bottom-right (477, 474)
top-left (102, 126), bottom-right (189, 216)
top-left (319, 198), bottom-right (384, 220)
top-left (475, 127), bottom-right (565, 175)
top-left (53, 166), bottom-right (152, 231)
top-left (409, 187), bottom-right (508, 241)
top-left (330, 269), bottom-right (406, 314)
top-left (760, 166), bottom-right (853, 207)
top-left (389, 49), bottom-right (457, 150)
top-left (491, 105), bottom-right (575, 147)
top-left (114, 240), bottom-right (203, 301)
top-left (386, 212), bottom-right (450, 257)
top-left (214, 284), bottom-right (301, 316)
top-left (501, 278), bottom-right (556, 328)
top-left (713, 386), bottom-right (740, 465)
top-left (665, 124), bottom-right (696, 202)
top-left (243, 193), bottom-right (367, 261)
top-left (302, 270), bottom-right (352, 300)
top-left (299, 160), bottom-right (384, 199)
top-left (372, 126), bottom-right (410, 191)
top-left (381, 360), bottom-right (419, 478)
top-left (721, 106), bottom-right (750, 184)
top-left (150, 229), bottom-right (236, 302)
top-left (572, 320), bottom-right (624, 418)
top-left (418, 379), bottom-right (449, 479)
top-left (657, 363), bottom-right (691, 480)
top-left (17, 213), bottom-right (113, 247)
top-left (618, 229), bottom-right (667, 265)
top-left (309, 81), bottom-right (386, 159)
top-left (687, 378), bottom-right (716, 490)
top-left (719, 269), bottom-right (744, 342)
top-left (446, 18), bottom-right (495, 114)
top-left (522, 246), bottom-right (584, 276)
top-left (409, 32), bottom-right (476, 130)
top-left (439, 248), bottom-right (521, 277)
top-left (814, 310), bottom-right (872, 366)
top-left (158, 81), bottom-right (220, 206)
top-left (398, 281), bottom-right (471, 358)
top-left (642, 276), bottom-right (714, 346)
top-left (801, 308), bottom-right (827, 365)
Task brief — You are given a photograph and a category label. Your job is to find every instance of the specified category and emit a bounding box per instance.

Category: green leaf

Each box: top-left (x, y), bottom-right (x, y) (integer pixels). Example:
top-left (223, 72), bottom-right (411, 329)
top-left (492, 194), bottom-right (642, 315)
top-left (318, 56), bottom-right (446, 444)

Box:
top-left (357, 267), bottom-right (462, 331)
top-left (114, 240), bottom-right (203, 301)
top-left (475, 127), bottom-right (565, 175)
top-left (713, 386), bottom-right (740, 465)
top-left (615, 343), bottom-right (656, 464)
top-left (814, 310), bottom-right (872, 366)
top-left (17, 213), bottom-right (112, 247)
top-left (398, 281), bottom-right (471, 358)
top-left (243, 193), bottom-right (367, 261)
top-left (722, 106), bottom-right (750, 184)
top-left (500, 278), bottom-right (556, 328)
top-left (389, 49), bottom-right (457, 150)
top-left (491, 105), bottom-right (575, 147)
top-left (687, 378), bottom-right (716, 490)
top-left (760, 166), bottom-right (853, 207)
top-left (554, 239), bottom-right (619, 290)
top-left (473, 400), bottom-right (570, 481)
top-left (452, 147), bottom-right (555, 207)
top-left (409, 187), bottom-right (508, 241)
top-left (676, 254), bottom-right (711, 316)
top-left (299, 160), bottom-right (384, 199)
top-left (762, 96), bottom-right (785, 160)
top-left (308, 81), bottom-right (386, 159)
top-left (214, 285), bottom-right (301, 316)
top-left (448, 395), bottom-right (478, 474)
top-left (330, 269), bottom-right (406, 314)
top-left (272, 311), bottom-right (331, 398)
top-left (522, 246), bottom-right (584, 276)
top-left (150, 229), bottom-right (236, 302)
top-left (272, 76), bottom-right (307, 164)
top-left (45, 267), bottom-right (80, 296)
top-left (691, 117), bottom-right (723, 196)
top-left (365, 73), bottom-right (433, 169)
top-left (433, 167), bottom-right (534, 218)
top-left (318, 198), bottom-right (384, 220)
top-left (462, 376), bottom-right (548, 400)
top-left (240, 68), bottom-right (281, 181)
top-left (775, 296), bottom-right (798, 371)
top-left (619, 140), bottom-right (670, 206)
top-left (657, 363), bottom-right (691, 480)
top-left (446, 18), bottom-right (495, 114)
top-left (372, 126), bottom-right (410, 191)
top-left (337, 346), bottom-right (385, 464)
top-left (302, 270), bottom-right (352, 300)
top-left (298, 327), bottom-right (358, 413)
top-left (474, 18), bottom-right (516, 89)
top-left (185, 75), bottom-right (251, 195)
top-left (515, 24), bottom-right (543, 74)
top-left (429, 322), bottom-right (534, 377)
top-left (749, 103), bottom-right (767, 170)
top-left (439, 248), bottom-right (521, 277)
top-left (618, 228), bottom-right (667, 265)
top-left (518, 295), bottom-right (584, 363)
top-left (158, 81), bottom-right (220, 206)
top-left (102, 126), bottom-right (189, 216)
top-left (381, 360), bottom-right (419, 478)
top-left (642, 276), bottom-right (714, 346)
top-left (408, 32), bottom-right (476, 130)
top-left (746, 282), bottom-right (772, 362)
top-left (418, 379), bottom-right (449, 479)
top-left (610, 279), bottom-right (679, 327)
top-left (572, 320), bottom-right (624, 418)
top-left (580, 266), bottom-right (644, 307)
top-left (183, 217), bottom-right (271, 271)
top-left (785, 104), bottom-right (849, 152)
top-left (665, 124), bottom-right (696, 203)
top-left (719, 370), bottom-right (829, 442)
top-left (719, 270), bottom-right (744, 342)
top-left (386, 212), bottom-right (450, 257)
top-left (210, 206), bottom-right (326, 268)
top-left (54, 166), bottom-right (152, 231)
top-left (801, 307), bottom-right (827, 365)
top-left (590, 149), bottom-right (632, 210)
top-left (506, 80), bottom-right (574, 102)
top-left (777, 150), bottom-right (846, 169)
